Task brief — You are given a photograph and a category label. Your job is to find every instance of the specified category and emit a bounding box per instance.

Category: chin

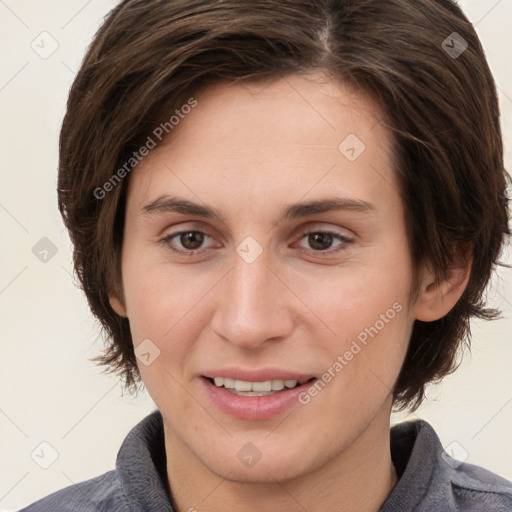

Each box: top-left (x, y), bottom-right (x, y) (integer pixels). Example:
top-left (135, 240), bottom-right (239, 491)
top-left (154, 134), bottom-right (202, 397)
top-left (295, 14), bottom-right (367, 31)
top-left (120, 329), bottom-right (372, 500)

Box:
top-left (194, 435), bottom-right (322, 484)
top-left (207, 456), bottom-right (309, 484)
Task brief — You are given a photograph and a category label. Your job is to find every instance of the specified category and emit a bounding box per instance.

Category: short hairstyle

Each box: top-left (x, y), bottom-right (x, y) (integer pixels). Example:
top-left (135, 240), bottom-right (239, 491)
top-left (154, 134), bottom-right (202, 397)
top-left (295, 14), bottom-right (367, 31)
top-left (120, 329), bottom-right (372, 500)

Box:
top-left (58, 0), bottom-right (510, 410)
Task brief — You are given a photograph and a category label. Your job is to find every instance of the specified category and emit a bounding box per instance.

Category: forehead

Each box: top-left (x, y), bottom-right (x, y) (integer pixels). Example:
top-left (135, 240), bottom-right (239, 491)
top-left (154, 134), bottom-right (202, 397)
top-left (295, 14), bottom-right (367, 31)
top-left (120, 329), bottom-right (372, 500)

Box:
top-left (127, 72), bottom-right (399, 215)
top-left (179, 73), bottom-right (388, 150)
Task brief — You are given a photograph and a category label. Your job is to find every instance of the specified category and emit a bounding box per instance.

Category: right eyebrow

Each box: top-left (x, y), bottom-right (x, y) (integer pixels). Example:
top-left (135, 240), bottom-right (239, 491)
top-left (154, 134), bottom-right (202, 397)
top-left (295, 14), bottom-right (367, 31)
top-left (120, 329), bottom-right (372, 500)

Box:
top-left (142, 196), bottom-right (227, 222)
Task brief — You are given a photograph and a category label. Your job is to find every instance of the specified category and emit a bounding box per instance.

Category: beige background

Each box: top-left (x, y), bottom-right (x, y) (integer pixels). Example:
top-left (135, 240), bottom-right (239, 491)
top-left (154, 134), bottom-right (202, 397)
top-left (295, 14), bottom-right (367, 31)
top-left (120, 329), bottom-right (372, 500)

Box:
top-left (0, 1), bottom-right (511, 510)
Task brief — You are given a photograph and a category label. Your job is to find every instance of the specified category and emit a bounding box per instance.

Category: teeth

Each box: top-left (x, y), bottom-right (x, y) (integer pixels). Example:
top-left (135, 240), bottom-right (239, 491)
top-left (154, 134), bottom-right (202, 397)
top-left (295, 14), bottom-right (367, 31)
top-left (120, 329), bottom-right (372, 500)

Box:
top-left (271, 379), bottom-right (285, 390)
top-left (235, 380), bottom-right (252, 392)
top-left (223, 378), bottom-right (235, 389)
top-left (211, 377), bottom-right (301, 391)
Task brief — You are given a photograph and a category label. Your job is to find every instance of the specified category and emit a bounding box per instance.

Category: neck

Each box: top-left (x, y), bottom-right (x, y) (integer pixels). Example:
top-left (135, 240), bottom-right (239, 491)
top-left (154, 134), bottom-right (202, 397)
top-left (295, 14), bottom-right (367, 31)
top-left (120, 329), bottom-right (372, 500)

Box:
top-left (164, 399), bottom-right (398, 512)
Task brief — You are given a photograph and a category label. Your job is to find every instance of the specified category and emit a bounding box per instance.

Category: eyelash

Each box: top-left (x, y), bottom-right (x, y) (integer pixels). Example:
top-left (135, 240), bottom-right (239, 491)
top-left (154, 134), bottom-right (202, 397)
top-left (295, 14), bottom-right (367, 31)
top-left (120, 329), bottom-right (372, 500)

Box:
top-left (159, 229), bottom-right (353, 257)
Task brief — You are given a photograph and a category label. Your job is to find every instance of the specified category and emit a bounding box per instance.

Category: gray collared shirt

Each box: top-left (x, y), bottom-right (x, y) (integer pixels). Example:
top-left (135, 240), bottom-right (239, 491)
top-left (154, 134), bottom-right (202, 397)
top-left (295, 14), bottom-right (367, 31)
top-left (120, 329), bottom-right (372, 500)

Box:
top-left (20, 410), bottom-right (512, 511)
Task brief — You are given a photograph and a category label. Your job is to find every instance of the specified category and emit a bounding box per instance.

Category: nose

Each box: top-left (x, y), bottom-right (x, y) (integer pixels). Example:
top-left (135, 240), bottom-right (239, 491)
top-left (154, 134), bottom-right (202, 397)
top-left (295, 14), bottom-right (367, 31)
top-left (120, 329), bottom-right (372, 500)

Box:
top-left (210, 248), bottom-right (295, 350)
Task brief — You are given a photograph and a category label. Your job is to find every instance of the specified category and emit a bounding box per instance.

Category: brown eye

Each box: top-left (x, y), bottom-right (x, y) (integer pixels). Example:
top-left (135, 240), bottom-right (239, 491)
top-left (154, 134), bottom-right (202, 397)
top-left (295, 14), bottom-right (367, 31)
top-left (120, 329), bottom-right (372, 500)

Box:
top-left (307, 232), bottom-right (334, 251)
top-left (160, 230), bottom-right (214, 255)
top-left (179, 231), bottom-right (204, 250)
top-left (295, 230), bottom-right (353, 255)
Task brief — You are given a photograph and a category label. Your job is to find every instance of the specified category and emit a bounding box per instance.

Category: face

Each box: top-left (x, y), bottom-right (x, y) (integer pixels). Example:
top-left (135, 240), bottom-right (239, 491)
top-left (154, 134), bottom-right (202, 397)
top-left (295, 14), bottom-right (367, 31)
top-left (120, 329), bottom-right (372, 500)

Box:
top-left (112, 73), bottom-right (421, 483)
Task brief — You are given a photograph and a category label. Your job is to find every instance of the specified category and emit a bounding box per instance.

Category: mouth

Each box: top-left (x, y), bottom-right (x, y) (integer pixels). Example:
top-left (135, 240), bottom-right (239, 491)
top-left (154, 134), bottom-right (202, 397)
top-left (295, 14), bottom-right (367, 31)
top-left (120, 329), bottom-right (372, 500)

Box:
top-left (200, 372), bottom-right (317, 421)
top-left (199, 369), bottom-right (319, 420)
top-left (204, 376), bottom-right (316, 397)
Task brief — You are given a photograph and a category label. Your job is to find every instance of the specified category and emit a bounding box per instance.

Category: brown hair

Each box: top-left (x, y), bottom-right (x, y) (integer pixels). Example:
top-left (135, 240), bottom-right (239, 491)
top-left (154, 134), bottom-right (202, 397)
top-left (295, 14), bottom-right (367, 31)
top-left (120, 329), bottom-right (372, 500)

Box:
top-left (58, 0), bottom-right (509, 410)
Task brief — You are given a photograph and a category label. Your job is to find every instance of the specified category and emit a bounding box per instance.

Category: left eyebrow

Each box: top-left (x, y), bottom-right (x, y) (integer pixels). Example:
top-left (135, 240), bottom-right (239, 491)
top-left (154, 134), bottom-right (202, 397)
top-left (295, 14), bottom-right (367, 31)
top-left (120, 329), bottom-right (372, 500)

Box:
top-left (141, 195), bottom-right (376, 222)
top-left (281, 197), bottom-right (376, 219)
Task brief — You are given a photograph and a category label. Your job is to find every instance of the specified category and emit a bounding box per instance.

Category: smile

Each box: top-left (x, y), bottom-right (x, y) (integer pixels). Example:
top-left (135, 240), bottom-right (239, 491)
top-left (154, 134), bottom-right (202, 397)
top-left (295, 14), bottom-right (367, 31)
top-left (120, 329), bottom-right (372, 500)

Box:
top-left (209, 376), bottom-right (314, 396)
top-left (201, 375), bottom-right (318, 420)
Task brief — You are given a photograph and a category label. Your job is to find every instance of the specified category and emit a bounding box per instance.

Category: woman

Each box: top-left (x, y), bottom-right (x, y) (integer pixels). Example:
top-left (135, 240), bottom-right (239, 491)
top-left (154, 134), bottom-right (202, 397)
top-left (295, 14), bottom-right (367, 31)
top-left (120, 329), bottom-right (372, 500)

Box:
top-left (22, 0), bottom-right (512, 510)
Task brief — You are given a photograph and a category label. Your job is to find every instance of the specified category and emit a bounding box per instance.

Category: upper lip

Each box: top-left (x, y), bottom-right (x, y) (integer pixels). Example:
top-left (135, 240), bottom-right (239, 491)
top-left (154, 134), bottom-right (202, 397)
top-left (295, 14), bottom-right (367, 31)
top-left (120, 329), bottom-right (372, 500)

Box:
top-left (202, 368), bottom-right (316, 382)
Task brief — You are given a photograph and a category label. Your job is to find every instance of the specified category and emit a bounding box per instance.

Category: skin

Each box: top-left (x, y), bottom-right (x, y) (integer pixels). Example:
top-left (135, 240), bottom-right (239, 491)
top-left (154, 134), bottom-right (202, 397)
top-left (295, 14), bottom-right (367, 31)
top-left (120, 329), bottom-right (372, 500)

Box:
top-left (110, 72), bottom-right (470, 512)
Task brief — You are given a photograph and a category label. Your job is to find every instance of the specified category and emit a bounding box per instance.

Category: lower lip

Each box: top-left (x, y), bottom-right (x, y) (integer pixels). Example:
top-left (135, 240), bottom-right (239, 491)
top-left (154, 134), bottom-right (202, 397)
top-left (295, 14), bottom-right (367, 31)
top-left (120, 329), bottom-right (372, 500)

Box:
top-left (201, 377), bottom-right (317, 421)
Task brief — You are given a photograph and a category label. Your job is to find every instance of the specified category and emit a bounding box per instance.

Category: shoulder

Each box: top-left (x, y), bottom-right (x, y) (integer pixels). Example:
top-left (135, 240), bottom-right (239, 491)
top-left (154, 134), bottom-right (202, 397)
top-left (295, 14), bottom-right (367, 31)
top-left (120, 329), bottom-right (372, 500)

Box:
top-left (386, 419), bottom-right (512, 511)
top-left (18, 469), bottom-right (132, 512)
top-left (445, 457), bottom-right (512, 511)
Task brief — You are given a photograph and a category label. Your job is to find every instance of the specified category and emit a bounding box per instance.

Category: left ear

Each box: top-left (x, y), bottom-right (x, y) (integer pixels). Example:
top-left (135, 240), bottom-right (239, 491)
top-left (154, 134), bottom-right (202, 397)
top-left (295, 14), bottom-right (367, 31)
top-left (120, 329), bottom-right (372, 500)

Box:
top-left (414, 245), bottom-right (472, 322)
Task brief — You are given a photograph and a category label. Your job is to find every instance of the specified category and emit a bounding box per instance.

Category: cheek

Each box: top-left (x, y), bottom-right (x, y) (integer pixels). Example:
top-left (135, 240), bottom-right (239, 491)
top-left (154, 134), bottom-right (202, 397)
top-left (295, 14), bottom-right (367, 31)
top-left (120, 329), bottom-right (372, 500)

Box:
top-left (122, 253), bottom-right (205, 337)
top-left (121, 256), bottom-right (220, 382)
top-left (121, 272), bottom-right (170, 342)
top-left (301, 284), bottom-right (411, 426)
top-left (294, 245), bottom-right (413, 391)
top-left (297, 254), bottom-right (412, 339)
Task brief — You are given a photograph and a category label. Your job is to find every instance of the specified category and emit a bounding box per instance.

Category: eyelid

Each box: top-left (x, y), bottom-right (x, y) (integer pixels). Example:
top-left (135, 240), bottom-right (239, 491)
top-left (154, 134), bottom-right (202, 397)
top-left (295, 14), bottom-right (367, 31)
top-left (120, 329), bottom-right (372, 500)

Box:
top-left (159, 224), bottom-right (354, 257)
top-left (160, 229), bottom-right (218, 254)
top-left (292, 220), bottom-right (355, 242)
top-left (299, 229), bottom-right (352, 241)
top-left (293, 229), bottom-right (353, 254)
